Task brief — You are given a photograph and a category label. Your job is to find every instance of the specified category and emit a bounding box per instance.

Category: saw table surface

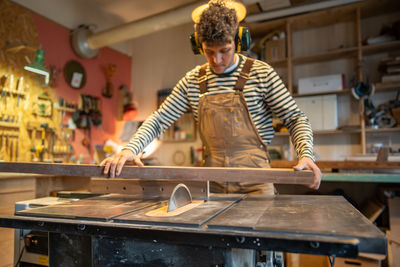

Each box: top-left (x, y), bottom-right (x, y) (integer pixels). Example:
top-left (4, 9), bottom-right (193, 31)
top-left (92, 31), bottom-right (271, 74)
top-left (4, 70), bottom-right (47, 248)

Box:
top-left (1, 194), bottom-right (386, 258)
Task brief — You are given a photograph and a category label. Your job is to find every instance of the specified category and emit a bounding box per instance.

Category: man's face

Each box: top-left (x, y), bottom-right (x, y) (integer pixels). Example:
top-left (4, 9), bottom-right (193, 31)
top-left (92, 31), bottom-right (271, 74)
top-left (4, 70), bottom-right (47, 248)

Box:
top-left (202, 39), bottom-right (236, 74)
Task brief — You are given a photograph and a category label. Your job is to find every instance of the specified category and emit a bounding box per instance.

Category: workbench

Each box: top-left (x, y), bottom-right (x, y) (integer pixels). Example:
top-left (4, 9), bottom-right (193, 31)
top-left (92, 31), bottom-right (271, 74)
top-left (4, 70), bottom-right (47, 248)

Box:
top-left (0, 162), bottom-right (388, 266)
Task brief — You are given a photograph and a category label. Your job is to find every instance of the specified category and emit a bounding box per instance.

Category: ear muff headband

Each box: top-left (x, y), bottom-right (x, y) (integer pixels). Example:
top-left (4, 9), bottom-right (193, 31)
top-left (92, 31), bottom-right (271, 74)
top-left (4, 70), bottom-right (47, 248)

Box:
top-left (190, 32), bottom-right (203, 55)
top-left (235, 27), bottom-right (251, 52)
top-left (190, 26), bottom-right (251, 55)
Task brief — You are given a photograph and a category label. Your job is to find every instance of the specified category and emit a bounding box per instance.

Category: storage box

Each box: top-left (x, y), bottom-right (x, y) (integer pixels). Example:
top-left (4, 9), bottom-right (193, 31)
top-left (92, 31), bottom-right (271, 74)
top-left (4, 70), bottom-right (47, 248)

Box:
top-left (264, 39), bottom-right (286, 61)
top-left (298, 74), bottom-right (345, 95)
top-left (334, 256), bottom-right (381, 267)
top-left (294, 94), bottom-right (338, 131)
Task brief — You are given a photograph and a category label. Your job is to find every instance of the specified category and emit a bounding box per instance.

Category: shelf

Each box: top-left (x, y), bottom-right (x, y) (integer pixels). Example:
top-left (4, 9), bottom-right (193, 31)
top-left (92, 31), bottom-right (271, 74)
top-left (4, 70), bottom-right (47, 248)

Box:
top-left (0, 121), bottom-right (19, 128)
top-left (374, 82), bottom-right (400, 91)
top-left (322, 173), bottom-right (400, 183)
top-left (55, 106), bottom-right (76, 113)
top-left (362, 40), bottom-right (400, 56)
top-left (293, 89), bottom-right (351, 98)
top-left (275, 130), bottom-right (352, 136)
top-left (288, 3), bottom-right (358, 31)
top-left (365, 127), bottom-right (400, 133)
top-left (0, 89), bottom-right (27, 96)
top-left (274, 127), bottom-right (400, 136)
top-left (270, 160), bottom-right (400, 170)
top-left (290, 82), bottom-right (399, 98)
top-left (292, 46), bottom-right (358, 65)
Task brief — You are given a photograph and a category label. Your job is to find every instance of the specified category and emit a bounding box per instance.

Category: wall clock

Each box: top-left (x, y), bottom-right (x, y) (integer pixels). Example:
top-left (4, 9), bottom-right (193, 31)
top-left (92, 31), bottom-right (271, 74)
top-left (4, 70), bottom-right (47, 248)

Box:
top-left (64, 60), bottom-right (86, 89)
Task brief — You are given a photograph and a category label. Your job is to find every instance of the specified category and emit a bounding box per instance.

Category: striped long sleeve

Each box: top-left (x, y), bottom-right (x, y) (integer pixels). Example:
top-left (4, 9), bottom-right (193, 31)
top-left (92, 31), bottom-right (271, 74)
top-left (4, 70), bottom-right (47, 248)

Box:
top-left (124, 54), bottom-right (314, 160)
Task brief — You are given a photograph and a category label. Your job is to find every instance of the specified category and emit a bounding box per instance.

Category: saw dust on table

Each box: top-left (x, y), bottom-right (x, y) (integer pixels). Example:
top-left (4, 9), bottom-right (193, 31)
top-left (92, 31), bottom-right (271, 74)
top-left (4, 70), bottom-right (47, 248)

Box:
top-left (145, 200), bottom-right (204, 217)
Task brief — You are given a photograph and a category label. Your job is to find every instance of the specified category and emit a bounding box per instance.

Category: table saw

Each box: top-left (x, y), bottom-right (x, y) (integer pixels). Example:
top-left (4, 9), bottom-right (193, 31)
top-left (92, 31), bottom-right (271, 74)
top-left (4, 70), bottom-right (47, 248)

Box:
top-left (0, 162), bottom-right (387, 266)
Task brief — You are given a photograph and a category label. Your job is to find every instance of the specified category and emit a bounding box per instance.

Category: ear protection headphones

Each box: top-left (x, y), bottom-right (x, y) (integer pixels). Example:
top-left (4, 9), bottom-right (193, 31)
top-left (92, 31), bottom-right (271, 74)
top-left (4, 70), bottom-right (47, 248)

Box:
top-left (190, 26), bottom-right (251, 55)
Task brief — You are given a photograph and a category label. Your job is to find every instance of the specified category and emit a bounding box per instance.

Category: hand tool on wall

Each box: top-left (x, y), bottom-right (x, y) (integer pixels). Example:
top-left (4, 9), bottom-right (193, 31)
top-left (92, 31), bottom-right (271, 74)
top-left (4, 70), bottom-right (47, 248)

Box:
top-left (4, 133), bottom-right (10, 162)
top-left (0, 74), bottom-right (8, 109)
top-left (102, 64), bottom-right (117, 98)
top-left (30, 123), bottom-right (49, 162)
top-left (14, 133), bottom-right (19, 162)
top-left (16, 77), bottom-right (24, 107)
top-left (0, 132), bottom-right (4, 161)
top-left (9, 133), bottom-right (14, 162)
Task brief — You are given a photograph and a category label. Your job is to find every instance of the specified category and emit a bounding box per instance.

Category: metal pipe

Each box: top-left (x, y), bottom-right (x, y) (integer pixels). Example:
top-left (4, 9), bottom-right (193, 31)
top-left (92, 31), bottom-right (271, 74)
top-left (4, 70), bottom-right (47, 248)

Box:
top-left (88, 2), bottom-right (200, 49)
top-left (72, 2), bottom-right (202, 58)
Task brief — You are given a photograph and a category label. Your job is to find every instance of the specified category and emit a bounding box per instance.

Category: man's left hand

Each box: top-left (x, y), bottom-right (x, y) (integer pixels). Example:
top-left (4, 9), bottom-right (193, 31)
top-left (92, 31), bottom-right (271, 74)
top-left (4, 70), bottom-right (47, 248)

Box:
top-left (293, 157), bottom-right (321, 189)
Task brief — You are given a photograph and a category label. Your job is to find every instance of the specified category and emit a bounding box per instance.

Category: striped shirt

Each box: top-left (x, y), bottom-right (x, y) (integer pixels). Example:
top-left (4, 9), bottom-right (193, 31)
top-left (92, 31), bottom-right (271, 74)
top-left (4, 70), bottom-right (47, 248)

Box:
top-left (125, 54), bottom-right (314, 160)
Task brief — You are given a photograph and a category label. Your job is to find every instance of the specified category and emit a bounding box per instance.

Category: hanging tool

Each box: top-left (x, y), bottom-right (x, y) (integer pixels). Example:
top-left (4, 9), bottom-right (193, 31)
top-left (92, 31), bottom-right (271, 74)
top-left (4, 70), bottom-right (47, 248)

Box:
top-left (16, 77), bottom-right (24, 107)
top-left (30, 123), bottom-right (49, 162)
top-left (14, 133), bottom-right (19, 162)
top-left (9, 132), bottom-right (14, 162)
top-left (0, 132), bottom-right (5, 161)
top-left (0, 74), bottom-right (8, 109)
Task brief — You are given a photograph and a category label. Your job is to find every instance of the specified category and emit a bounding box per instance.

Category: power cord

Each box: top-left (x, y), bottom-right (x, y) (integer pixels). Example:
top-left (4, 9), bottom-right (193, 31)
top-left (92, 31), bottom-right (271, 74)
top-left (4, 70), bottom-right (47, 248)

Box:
top-left (14, 246), bottom-right (25, 267)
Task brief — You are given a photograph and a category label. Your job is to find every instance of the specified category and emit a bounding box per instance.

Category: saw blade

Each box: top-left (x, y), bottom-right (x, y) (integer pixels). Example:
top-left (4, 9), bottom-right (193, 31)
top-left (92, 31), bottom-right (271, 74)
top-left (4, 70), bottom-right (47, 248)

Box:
top-left (167, 183), bottom-right (192, 212)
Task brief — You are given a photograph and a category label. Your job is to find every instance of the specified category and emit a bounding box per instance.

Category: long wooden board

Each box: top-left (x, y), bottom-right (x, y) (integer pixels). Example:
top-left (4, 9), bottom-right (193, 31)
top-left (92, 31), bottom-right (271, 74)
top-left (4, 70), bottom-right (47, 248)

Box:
top-left (270, 160), bottom-right (400, 169)
top-left (0, 162), bottom-right (313, 185)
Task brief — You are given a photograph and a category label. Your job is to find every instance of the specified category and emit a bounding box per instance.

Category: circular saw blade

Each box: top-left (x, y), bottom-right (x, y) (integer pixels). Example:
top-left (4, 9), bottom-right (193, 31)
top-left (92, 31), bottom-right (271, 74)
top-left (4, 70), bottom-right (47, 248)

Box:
top-left (167, 183), bottom-right (192, 212)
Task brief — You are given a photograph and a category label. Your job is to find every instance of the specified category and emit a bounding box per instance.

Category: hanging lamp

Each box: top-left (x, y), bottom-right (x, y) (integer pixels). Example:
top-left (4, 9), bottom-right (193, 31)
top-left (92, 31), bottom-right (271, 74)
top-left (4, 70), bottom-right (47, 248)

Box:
top-left (24, 49), bottom-right (50, 85)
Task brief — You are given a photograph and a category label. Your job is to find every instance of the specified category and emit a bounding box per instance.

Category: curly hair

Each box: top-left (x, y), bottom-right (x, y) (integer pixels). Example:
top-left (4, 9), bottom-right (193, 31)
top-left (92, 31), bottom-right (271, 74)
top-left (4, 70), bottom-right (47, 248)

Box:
top-left (196, 0), bottom-right (238, 45)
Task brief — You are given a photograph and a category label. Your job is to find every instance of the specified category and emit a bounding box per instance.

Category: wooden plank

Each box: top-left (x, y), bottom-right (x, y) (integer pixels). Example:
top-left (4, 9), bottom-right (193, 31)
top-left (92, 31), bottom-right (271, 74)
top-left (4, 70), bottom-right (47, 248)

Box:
top-left (0, 162), bottom-right (313, 185)
top-left (271, 160), bottom-right (400, 169)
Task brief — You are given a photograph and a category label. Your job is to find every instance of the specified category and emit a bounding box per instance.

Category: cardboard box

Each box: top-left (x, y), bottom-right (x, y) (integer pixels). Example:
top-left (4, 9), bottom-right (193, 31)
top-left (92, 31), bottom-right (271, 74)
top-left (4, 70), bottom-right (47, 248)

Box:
top-left (298, 74), bottom-right (345, 95)
top-left (265, 39), bottom-right (286, 61)
top-left (294, 94), bottom-right (338, 131)
top-left (335, 257), bottom-right (381, 267)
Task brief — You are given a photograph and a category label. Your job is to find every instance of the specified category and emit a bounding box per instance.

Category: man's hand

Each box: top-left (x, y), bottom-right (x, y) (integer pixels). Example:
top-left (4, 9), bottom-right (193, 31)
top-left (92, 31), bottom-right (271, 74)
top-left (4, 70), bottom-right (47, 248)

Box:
top-left (100, 149), bottom-right (143, 178)
top-left (293, 157), bottom-right (321, 189)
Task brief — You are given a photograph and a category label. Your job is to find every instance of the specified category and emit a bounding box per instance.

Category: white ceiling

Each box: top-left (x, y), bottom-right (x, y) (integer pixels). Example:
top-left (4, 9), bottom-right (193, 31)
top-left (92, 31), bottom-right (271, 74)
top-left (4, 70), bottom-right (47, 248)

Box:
top-left (86, 0), bottom-right (202, 23)
top-left (11, 0), bottom-right (357, 55)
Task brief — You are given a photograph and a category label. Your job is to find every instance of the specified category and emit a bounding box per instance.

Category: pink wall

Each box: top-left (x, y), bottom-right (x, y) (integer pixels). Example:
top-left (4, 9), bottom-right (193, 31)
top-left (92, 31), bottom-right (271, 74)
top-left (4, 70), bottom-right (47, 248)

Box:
top-left (31, 13), bottom-right (132, 163)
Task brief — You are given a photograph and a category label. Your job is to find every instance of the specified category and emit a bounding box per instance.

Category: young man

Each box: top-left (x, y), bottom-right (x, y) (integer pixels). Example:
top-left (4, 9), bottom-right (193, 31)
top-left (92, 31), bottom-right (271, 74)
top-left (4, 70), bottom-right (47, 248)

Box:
top-left (101, 0), bottom-right (322, 192)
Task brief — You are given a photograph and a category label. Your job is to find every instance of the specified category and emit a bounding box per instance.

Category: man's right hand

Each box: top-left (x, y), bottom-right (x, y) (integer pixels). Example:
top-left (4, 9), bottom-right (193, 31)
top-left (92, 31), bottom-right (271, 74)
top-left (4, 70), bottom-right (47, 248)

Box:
top-left (100, 149), bottom-right (144, 178)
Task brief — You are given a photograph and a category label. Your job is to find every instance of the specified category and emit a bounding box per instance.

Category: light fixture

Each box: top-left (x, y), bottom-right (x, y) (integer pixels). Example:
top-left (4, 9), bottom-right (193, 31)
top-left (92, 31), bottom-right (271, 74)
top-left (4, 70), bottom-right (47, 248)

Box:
top-left (24, 49), bottom-right (50, 85)
top-left (191, 0), bottom-right (247, 23)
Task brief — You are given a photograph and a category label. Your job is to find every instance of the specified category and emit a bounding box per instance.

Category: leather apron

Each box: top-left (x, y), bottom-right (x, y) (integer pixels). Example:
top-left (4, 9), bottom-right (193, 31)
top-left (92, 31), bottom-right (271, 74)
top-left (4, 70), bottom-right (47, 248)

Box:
top-left (198, 58), bottom-right (275, 195)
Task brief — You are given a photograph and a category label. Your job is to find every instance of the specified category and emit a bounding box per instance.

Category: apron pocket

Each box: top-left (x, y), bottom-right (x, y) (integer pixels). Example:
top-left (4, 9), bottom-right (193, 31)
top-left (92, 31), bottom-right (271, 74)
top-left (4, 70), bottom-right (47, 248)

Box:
top-left (248, 153), bottom-right (270, 168)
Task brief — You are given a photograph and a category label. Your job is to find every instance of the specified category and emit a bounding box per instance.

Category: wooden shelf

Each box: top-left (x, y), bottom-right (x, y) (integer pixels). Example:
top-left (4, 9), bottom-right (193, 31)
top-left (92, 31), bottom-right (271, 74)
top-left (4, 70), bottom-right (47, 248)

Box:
top-left (0, 122), bottom-right (19, 128)
top-left (288, 3), bottom-right (358, 31)
top-left (54, 106), bottom-right (76, 113)
top-left (362, 40), bottom-right (400, 56)
top-left (270, 160), bottom-right (400, 170)
top-left (374, 82), bottom-right (400, 91)
top-left (0, 90), bottom-right (27, 96)
top-left (275, 127), bottom-right (400, 136)
top-left (365, 127), bottom-right (400, 133)
top-left (290, 82), bottom-right (399, 97)
top-left (292, 47), bottom-right (358, 65)
top-left (293, 89), bottom-right (351, 97)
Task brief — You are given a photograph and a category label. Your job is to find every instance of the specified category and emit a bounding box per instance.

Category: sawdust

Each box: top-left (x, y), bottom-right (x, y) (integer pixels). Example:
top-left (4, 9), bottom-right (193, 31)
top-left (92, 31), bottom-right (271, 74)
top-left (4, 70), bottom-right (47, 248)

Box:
top-left (145, 200), bottom-right (204, 217)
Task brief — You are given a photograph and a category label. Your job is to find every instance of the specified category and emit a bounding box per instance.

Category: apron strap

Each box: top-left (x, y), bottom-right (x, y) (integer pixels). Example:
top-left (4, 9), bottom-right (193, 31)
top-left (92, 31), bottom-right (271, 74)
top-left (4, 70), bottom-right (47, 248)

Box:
top-left (235, 57), bottom-right (254, 92)
top-left (199, 64), bottom-right (208, 94)
top-left (199, 57), bottom-right (254, 94)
